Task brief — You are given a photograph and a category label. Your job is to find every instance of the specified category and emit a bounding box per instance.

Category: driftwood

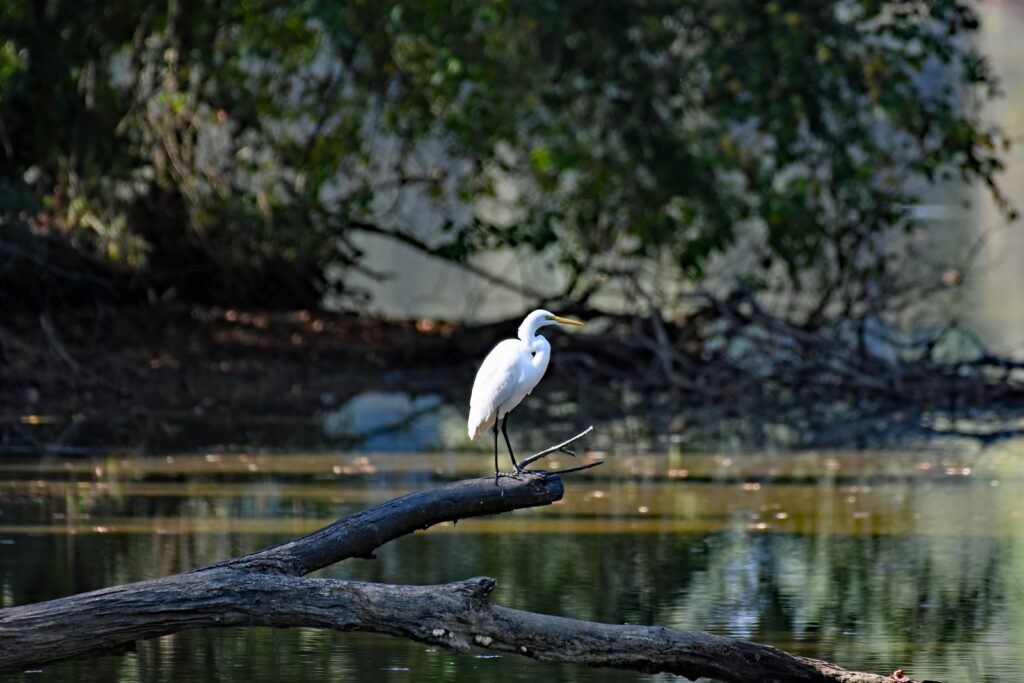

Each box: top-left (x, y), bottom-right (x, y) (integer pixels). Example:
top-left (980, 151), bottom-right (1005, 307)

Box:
top-left (0, 435), bottom-right (925, 682)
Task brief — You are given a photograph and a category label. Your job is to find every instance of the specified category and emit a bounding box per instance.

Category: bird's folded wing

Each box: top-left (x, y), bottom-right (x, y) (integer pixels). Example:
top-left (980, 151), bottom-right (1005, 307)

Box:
top-left (468, 340), bottom-right (524, 438)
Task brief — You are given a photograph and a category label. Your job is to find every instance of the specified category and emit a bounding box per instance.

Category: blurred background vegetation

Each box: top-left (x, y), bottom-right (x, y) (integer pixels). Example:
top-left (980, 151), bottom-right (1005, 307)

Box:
top-left (1, 0), bottom-right (1021, 442)
top-left (0, 0), bottom-right (1010, 310)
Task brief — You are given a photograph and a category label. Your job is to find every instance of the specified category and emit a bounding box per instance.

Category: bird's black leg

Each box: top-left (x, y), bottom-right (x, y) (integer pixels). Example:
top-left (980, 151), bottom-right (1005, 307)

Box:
top-left (493, 419), bottom-right (500, 486)
top-left (501, 413), bottom-right (520, 472)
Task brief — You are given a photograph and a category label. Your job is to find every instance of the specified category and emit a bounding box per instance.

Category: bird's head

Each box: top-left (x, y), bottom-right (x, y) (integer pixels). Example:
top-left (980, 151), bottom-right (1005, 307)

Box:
top-left (518, 309), bottom-right (585, 340)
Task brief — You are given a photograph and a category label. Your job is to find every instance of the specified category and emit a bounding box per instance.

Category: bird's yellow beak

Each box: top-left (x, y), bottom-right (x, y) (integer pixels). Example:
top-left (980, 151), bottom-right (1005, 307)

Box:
top-left (546, 314), bottom-right (585, 326)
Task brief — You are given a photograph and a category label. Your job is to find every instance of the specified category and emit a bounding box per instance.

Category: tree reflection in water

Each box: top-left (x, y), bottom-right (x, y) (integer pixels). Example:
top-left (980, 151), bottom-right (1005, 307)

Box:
top-left (1, 447), bottom-right (1022, 682)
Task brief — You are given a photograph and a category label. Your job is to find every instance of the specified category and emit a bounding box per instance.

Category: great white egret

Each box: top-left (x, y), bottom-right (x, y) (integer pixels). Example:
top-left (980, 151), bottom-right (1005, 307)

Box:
top-left (467, 309), bottom-right (585, 482)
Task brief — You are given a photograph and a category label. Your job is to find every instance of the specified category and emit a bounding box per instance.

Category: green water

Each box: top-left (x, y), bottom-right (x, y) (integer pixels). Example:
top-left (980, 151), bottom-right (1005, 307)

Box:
top-left (2, 445), bottom-right (1024, 682)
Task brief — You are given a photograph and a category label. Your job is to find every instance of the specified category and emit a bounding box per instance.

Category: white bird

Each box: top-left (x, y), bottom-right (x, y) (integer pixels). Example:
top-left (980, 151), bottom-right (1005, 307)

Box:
top-left (468, 309), bottom-right (585, 482)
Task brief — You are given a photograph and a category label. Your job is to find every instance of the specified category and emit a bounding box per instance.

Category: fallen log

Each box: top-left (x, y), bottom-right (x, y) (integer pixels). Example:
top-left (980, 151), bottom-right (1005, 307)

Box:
top-left (0, 436), bottom-right (926, 682)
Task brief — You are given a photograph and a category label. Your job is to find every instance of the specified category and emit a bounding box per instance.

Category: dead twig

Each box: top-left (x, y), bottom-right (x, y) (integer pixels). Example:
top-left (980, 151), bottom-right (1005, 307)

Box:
top-left (517, 426), bottom-right (594, 470)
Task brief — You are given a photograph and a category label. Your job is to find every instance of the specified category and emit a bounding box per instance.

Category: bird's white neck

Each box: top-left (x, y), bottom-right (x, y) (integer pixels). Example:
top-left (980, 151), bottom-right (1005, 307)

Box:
top-left (517, 310), bottom-right (554, 380)
top-left (517, 312), bottom-right (550, 368)
top-left (524, 334), bottom-right (551, 380)
top-left (517, 310), bottom-right (550, 342)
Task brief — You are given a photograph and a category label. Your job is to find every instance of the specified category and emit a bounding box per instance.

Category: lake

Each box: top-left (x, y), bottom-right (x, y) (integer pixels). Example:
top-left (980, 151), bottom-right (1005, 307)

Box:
top-left (2, 438), bottom-right (1023, 682)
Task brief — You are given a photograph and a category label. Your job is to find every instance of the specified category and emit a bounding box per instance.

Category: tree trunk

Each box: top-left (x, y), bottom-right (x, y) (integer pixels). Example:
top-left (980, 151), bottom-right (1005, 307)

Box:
top-left (0, 462), bottom-right (926, 683)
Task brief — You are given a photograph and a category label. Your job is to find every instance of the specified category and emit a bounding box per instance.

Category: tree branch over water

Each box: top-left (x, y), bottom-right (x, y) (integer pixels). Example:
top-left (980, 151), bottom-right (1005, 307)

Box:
top-left (0, 450), bottom-right (922, 683)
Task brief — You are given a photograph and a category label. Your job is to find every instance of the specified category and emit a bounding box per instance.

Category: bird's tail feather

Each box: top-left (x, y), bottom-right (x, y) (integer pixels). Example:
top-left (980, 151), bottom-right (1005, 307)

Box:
top-left (467, 405), bottom-right (493, 441)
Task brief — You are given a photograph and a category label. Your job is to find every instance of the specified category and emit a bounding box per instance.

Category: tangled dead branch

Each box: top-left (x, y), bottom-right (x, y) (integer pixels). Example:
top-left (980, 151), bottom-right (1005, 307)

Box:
top-left (572, 286), bottom-right (1024, 422)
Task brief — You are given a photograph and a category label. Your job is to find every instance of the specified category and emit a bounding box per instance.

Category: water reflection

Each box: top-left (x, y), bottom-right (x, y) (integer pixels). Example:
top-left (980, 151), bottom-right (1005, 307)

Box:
top-left (2, 447), bottom-right (1023, 681)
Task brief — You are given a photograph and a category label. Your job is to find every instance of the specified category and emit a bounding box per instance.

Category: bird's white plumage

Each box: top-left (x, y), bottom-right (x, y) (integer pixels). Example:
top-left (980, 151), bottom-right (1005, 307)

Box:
top-left (466, 309), bottom-right (584, 443)
top-left (467, 339), bottom-right (546, 440)
top-left (468, 310), bottom-right (584, 478)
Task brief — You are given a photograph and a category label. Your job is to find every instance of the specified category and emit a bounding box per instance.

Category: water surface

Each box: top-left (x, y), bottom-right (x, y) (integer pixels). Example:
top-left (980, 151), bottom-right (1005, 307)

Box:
top-left (2, 443), bottom-right (1024, 682)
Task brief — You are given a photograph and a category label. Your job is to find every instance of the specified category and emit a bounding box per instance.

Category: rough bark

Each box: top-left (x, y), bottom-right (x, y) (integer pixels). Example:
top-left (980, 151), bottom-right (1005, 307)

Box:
top-left (218, 472), bottom-right (564, 575)
top-left (0, 470), bottom-right (928, 683)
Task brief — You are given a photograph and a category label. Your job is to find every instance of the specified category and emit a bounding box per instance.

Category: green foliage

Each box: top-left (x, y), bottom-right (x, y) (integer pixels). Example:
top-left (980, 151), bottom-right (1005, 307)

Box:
top-left (0, 0), bottom-right (1009, 308)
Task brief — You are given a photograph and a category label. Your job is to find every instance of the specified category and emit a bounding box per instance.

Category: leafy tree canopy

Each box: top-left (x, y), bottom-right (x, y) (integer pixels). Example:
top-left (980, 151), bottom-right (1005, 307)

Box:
top-left (0, 0), bottom-right (1009, 312)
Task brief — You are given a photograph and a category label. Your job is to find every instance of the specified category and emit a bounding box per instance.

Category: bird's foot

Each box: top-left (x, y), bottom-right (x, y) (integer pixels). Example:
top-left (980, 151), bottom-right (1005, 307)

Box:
top-left (508, 466), bottom-right (531, 480)
top-left (497, 462), bottom-right (602, 481)
top-left (493, 466), bottom-right (539, 481)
